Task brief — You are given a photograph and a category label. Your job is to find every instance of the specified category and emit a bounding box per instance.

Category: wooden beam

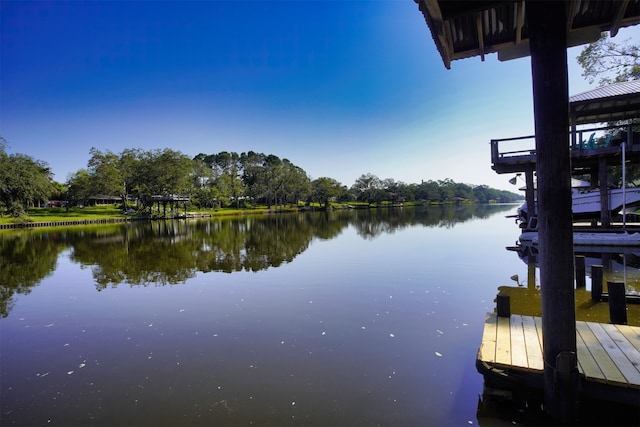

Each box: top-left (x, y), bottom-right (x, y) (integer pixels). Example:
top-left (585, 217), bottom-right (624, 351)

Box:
top-left (476, 11), bottom-right (485, 62)
top-left (526, 0), bottom-right (578, 423)
top-left (610, 0), bottom-right (630, 37)
top-left (420, 0), bottom-right (452, 69)
top-left (566, 0), bottom-right (579, 33)
top-left (515, 1), bottom-right (524, 45)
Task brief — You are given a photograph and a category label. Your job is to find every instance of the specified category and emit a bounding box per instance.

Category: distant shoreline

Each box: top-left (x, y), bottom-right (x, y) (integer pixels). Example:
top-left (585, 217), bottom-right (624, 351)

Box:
top-left (0, 200), bottom-right (518, 231)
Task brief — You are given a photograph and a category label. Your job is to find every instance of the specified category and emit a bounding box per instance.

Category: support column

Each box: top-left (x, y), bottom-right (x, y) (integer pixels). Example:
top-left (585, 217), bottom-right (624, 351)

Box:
top-left (599, 156), bottom-right (610, 227)
top-left (525, 168), bottom-right (535, 221)
top-left (526, 1), bottom-right (578, 423)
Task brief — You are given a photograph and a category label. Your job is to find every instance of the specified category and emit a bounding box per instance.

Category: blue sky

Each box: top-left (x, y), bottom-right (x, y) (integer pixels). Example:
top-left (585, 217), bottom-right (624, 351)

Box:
top-left (2, 1), bottom-right (639, 191)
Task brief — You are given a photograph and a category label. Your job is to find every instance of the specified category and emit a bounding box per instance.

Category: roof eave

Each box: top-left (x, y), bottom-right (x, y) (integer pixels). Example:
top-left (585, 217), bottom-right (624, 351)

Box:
top-left (414, 0), bottom-right (640, 68)
top-left (416, 0), bottom-right (452, 69)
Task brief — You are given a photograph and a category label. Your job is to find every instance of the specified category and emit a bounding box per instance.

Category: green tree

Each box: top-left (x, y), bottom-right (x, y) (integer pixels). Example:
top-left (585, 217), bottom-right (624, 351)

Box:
top-left (82, 147), bottom-right (143, 208)
top-left (452, 182), bottom-right (474, 200)
top-left (155, 149), bottom-right (192, 195)
top-left (279, 160), bottom-right (311, 207)
top-left (350, 173), bottom-right (385, 206)
top-left (210, 151), bottom-right (245, 207)
top-left (119, 148), bottom-right (143, 205)
top-left (577, 32), bottom-right (640, 85)
top-left (414, 180), bottom-right (440, 202)
top-left (0, 142), bottom-right (56, 216)
top-left (241, 151), bottom-right (265, 205)
top-left (312, 177), bottom-right (343, 208)
top-left (66, 169), bottom-right (93, 206)
top-left (88, 148), bottom-right (123, 198)
top-left (472, 185), bottom-right (492, 204)
top-left (51, 181), bottom-right (66, 202)
top-left (437, 179), bottom-right (455, 202)
top-left (262, 154), bottom-right (284, 208)
top-left (190, 156), bottom-right (215, 208)
top-left (133, 149), bottom-right (192, 213)
top-left (382, 178), bottom-right (414, 203)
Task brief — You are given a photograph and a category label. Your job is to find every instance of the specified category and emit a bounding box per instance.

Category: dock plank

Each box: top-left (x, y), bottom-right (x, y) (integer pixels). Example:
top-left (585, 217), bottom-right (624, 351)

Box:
top-left (576, 322), bottom-right (627, 385)
top-left (522, 315), bottom-right (543, 371)
top-left (495, 316), bottom-right (512, 366)
top-left (601, 324), bottom-right (640, 378)
top-left (534, 316), bottom-right (543, 351)
top-left (510, 315), bottom-right (529, 368)
top-left (615, 324), bottom-right (640, 354)
top-left (589, 322), bottom-right (640, 387)
top-left (575, 323), bottom-right (606, 382)
top-left (478, 313), bottom-right (497, 363)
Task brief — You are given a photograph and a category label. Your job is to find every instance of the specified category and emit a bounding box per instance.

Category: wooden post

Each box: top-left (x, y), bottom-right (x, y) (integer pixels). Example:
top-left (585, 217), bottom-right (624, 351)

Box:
top-left (526, 1), bottom-right (578, 422)
top-left (575, 255), bottom-right (586, 288)
top-left (608, 282), bottom-right (627, 325)
top-left (527, 261), bottom-right (536, 290)
top-left (591, 265), bottom-right (603, 302)
top-left (525, 167), bottom-right (536, 220)
top-left (496, 294), bottom-right (511, 318)
top-left (599, 156), bottom-right (610, 227)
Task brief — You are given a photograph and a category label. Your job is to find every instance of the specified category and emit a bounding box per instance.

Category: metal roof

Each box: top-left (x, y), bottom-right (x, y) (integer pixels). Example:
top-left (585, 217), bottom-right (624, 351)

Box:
top-left (414, 0), bottom-right (640, 69)
top-left (569, 80), bottom-right (640, 124)
top-left (570, 80), bottom-right (640, 102)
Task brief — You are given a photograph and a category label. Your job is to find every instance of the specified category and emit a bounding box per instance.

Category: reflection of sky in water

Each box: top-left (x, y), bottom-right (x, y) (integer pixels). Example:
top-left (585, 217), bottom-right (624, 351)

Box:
top-left (4, 206), bottom-right (635, 425)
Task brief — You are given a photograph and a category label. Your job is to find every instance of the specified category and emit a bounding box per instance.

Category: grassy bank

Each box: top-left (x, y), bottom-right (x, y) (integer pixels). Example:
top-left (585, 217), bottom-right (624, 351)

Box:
top-left (0, 204), bottom-right (305, 225)
top-left (0, 200), bottom-right (457, 227)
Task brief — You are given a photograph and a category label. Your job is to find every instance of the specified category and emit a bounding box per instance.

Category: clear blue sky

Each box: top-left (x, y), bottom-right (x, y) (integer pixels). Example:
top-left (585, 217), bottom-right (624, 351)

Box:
top-left (2, 1), bottom-right (639, 191)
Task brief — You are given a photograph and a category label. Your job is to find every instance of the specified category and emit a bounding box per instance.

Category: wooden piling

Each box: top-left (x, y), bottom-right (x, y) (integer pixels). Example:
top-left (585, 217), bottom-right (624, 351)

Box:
top-left (525, 168), bottom-right (536, 220)
top-left (496, 294), bottom-right (511, 318)
top-left (598, 156), bottom-right (611, 227)
top-left (575, 255), bottom-right (586, 288)
top-left (607, 282), bottom-right (627, 325)
top-left (591, 265), bottom-right (603, 302)
top-left (527, 1), bottom-right (578, 422)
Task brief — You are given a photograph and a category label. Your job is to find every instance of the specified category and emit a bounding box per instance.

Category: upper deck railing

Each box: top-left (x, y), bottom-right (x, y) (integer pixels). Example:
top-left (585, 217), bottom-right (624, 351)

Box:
top-left (491, 124), bottom-right (640, 174)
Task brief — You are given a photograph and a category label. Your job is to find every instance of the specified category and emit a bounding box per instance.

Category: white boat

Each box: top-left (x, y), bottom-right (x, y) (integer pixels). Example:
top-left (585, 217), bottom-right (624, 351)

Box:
top-left (517, 185), bottom-right (640, 225)
top-left (519, 229), bottom-right (640, 246)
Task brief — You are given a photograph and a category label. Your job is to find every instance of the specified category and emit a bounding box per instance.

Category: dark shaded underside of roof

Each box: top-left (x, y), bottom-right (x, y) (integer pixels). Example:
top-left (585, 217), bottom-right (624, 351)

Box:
top-left (570, 80), bottom-right (640, 125)
top-left (414, 0), bottom-right (640, 69)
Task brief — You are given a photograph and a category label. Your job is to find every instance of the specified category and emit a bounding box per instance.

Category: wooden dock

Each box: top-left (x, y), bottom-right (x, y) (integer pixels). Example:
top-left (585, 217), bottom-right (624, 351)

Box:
top-left (477, 314), bottom-right (640, 406)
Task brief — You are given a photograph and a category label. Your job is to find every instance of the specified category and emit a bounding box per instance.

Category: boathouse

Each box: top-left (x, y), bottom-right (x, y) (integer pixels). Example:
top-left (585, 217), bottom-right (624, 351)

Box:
top-left (491, 80), bottom-right (640, 228)
top-left (413, 0), bottom-right (640, 422)
top-left (142, 194), bottom-right (190, 218)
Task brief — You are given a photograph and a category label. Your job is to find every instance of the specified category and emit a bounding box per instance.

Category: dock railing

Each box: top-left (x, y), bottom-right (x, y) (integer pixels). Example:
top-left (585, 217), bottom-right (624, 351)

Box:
top-left (491, 124), bottom-right (640, 169)
top-left (490, 134), bottom-right (536, 163)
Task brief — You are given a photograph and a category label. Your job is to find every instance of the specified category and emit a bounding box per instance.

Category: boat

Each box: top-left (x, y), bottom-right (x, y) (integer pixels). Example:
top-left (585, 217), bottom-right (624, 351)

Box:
top-left (514, 179), bottom-right (640, 247)
top-left (519, 229), bottom-right (640, 246)
top-left (516, 183), bottom-right (640, 227)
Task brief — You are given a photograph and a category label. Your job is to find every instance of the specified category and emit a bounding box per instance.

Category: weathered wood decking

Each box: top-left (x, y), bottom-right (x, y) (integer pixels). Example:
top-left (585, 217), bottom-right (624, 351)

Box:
top-left (477, 313), bottom-right (640, 406)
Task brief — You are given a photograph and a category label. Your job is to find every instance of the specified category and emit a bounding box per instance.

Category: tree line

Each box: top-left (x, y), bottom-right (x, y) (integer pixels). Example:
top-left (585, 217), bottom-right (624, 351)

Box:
top-left (0, 141), bottom-right (521, 217)
top-left (2, 33), bottom-right (637, 218)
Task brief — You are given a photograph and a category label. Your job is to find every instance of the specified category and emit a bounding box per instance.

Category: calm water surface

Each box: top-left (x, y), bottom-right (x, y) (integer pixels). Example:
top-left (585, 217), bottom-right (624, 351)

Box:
top-left (1, 205), bottom-right (638, 426)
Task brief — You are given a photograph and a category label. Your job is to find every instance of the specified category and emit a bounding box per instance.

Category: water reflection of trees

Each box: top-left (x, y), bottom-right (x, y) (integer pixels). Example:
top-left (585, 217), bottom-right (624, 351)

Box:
top-left (351, 204), bottom-right (513, 239)
top-left (0, 204), bottom-right (515, 315)
top-left (67, 215), bottom-right (324, 288)
top-left (0, 232), bottom-right (65, 317)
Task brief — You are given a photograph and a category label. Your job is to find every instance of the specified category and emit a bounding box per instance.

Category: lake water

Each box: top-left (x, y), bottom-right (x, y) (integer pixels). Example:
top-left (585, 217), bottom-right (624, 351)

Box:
top-left (1, 205), bottom-right (638, 426)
